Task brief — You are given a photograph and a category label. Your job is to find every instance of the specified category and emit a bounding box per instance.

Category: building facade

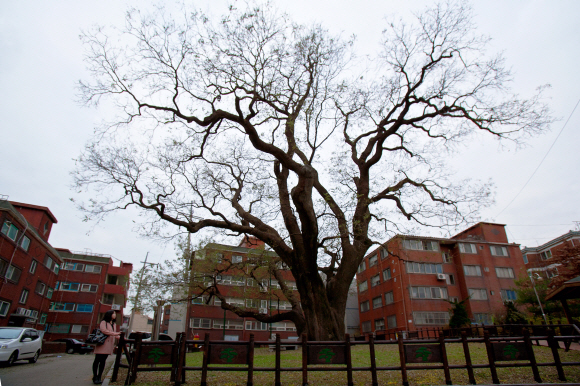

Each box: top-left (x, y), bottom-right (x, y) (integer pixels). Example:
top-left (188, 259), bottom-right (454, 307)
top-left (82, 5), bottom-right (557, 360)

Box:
top-left (45, 250), bottom-right (132, 340)
top-left (521, 230), bottom-right (580, 280)
top-left (356, 222), bottom-right (526, 336)
top-left (185, 237), bottom-right (299, 341)
top-left (0, 200), bottom-right (62, 329)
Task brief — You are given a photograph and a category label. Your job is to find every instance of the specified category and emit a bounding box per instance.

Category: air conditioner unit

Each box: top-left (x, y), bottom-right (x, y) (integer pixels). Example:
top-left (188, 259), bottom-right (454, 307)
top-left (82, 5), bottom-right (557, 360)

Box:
top-left (259, 308), bottom-right (268, 314)
top-left (436, 273), bottom-right (446, 281)
top-left (260, 287), bottom-right (268, 292)
top-left (111, 304), bottom-right (121, 310)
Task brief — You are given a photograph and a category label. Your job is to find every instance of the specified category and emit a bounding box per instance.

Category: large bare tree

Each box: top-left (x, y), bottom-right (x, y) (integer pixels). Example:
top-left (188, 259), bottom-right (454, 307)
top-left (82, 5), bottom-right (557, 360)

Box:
top-left (75, 2), bottom-right (551, 340)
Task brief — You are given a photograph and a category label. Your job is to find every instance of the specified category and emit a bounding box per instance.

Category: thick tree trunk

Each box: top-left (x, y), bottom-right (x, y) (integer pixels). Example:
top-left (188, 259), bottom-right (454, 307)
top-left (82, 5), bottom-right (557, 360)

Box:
top-left (295, 269), bottom-right (346, 340)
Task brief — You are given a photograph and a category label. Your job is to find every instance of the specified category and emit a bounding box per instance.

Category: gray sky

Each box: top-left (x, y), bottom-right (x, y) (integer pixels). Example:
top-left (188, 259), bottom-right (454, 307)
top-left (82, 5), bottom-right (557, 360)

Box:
top-left (1, 0), bottom-right (579, 271)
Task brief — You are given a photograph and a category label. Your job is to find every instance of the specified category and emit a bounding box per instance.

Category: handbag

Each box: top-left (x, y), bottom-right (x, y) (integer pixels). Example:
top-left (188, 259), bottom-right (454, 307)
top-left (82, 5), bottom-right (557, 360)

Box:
top-left (86, 328), bottom-right (108, 345)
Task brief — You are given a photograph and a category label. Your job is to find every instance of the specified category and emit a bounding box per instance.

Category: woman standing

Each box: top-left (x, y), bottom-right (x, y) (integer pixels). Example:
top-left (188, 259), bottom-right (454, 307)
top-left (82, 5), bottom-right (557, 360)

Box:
top-left (92, 310), bottom-right (121, 384)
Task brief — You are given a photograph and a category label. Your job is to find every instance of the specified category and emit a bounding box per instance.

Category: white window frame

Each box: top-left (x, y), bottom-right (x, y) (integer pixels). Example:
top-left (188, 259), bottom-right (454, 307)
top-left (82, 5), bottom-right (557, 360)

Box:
top-left (383, 268), bottom-right (391, 281)
top-left (463, 265), bottom-right (482, 276)
top-left (29, 260), bottom-right (37, 274)
top-left (372, 296), bottom-right (382, 309)
top-left (81, 284), bottom-right (98, 292)
top-left (375, 318), bottom-right (385, 331)
top-left (385, 291), bottom-right (394, 305)
top-left (357, 261), bottom-right (366, 273)
top-left (358, 280), bottom-right (368, 292)
top-left (413, 312), bottom-right (450, 325)
top-left (410, 286), bottom-right (448, 299)
top-left (495, 267), bottom-right (514, 279)
top-left (369, 255), bottom-right (378, 267)
top-left (459, 243), bottom-right (477, 254)
top-left (540, 250), bottom-right (552, 260)
top-left (360, 301), bottom-right (370, 312)
top-left (0, 300), bottom-right (10, 317)
top-left (232, 255), bottom-right (243, 263)
top-left (468, 288), bottom-right (488, 300)
top-left (500, 289), bottom-right (517, 301)
top-left (19, 289), bottom-right (29, 304)
top-left (490, 245), bottom-right (508, 256)
top-left (370, 274), bottom-right (380, 287)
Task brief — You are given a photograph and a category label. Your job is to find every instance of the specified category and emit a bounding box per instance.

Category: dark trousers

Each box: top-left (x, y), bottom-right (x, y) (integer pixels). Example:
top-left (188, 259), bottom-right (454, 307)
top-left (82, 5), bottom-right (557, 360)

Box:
top-left (92, 353), bottom-right (108, 378)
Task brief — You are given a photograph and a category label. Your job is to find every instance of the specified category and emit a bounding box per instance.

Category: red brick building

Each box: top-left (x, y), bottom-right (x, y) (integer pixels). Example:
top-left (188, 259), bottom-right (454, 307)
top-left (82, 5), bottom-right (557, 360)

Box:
top-left (521, 230), bottom-right (580, 279)
top-left (0, 200), bottom-right (62, 328)
top-left (186, 237), bottom-right (299, 341)
top-left (45, 250), bottom-right (133, 340)
top-left (356, 222), bottom-right (526, 336)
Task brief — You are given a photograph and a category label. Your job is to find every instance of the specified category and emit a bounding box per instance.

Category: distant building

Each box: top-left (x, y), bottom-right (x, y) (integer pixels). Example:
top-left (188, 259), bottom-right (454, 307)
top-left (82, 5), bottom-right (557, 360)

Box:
top-left (521, 230), bottom-right (580, 280)
top-left (356, 223), bottom-right (526, 336)
top-left (126, 311), bottom-right (154, 333)
top-left (45, 249), bottom-right (132, 340)
top-left (0, 200), bottom-right (62, 328)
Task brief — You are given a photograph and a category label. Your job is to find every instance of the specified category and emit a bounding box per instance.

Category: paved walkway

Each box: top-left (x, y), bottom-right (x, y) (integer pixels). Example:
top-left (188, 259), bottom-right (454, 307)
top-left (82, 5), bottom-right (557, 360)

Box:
top-left (0, 353), bottom-right (115, 386)
top-left (533, 339), bottom-right (580, 351)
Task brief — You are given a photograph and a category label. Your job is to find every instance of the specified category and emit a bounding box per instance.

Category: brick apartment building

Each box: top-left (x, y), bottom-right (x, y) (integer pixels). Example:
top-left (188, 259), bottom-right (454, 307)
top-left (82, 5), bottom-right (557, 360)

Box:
top-left (45, 249), bottom-right (132, 340)
top-left (356, 222), bottom-right (526, 336)
top-left (0, 198), bottom-right (132, 340)
top-left (521, 230), bottom-right (580, 279)
top-left (0, 200), bottom-right (62, 328)
top-left (185, 237), bottom-right (299, 341)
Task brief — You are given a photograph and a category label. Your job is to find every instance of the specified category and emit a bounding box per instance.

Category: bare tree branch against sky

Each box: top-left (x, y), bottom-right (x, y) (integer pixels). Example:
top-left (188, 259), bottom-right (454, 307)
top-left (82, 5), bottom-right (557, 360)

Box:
top-left (0, 0), bottom-right (579, 277)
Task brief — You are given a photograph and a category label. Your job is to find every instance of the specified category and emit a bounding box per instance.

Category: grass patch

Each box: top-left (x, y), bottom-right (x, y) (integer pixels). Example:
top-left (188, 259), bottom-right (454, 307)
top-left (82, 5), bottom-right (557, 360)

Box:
top-left (110, 343), bottom-right (580, 385)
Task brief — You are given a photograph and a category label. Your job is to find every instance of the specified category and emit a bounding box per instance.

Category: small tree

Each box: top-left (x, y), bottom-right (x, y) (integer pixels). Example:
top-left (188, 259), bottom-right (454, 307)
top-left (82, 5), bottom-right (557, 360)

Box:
top-left (448, 298), bottom-right (470, 328)
top-left (502, 301), bottom-right (528, 325)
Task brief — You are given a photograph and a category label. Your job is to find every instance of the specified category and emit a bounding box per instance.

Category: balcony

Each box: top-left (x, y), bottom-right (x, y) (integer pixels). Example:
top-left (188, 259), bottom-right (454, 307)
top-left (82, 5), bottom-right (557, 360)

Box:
top-left (104, 283), bottom-right (127, 295)
top-left (108, 266), bottom-right (130, 276)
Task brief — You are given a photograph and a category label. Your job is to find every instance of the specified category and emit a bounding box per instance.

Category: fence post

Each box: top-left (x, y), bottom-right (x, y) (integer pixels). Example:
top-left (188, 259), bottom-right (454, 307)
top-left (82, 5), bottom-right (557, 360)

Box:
top-left (174, 332), bottom-right (187, 386)
top-left (173, 332), bottom-right (182, 386)
top-left (275, 334), bottom-right (281, 386)
top-left (200, 333), bottom-right (210, 386)
top-left (111, 332), bottom-right (125, 382)
top-left (129, 332), bottom-right (143, 384)
top-left (523, 329), bottom-right (542, 383)
top-left (369, 334), bottom-right (378, 386)
top-left (247, 333), bottom-right (255, 386)
top-left (438, 333), bottom-right (451, 385)
top-left (460, 331), bottom-right (476, 385)
top-left (345, 333), bottom-right (353, 386)
top-left (301, 333), bottom-right (308, 386)
top-left (483, 330), bottom-right (499, 384)
top-left (547, 328), bottom-right (566, 381)
top-left (397, 333), bottom-right (408, 386)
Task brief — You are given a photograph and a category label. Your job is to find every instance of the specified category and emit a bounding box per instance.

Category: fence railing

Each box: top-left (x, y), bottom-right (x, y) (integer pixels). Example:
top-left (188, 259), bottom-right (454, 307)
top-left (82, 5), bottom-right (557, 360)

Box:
top-left (111, 324), bottom-right (580, 386)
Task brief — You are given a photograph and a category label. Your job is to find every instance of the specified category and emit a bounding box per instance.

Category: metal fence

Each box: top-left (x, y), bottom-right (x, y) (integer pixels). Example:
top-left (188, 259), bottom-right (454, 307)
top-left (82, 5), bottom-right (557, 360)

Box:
top-left (111, 324), bottom-right (580, 386)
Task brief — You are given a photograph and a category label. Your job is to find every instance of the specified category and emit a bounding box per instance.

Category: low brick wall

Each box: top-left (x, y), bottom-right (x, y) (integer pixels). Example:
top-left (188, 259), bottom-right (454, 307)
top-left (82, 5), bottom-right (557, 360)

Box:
top-left (41, 341), bottom-right (67, 355)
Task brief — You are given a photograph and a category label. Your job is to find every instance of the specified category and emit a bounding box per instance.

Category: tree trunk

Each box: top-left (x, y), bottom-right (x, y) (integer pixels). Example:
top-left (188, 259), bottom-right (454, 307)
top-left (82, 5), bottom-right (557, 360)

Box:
top-left (295, 269), bottom-right (346, 340)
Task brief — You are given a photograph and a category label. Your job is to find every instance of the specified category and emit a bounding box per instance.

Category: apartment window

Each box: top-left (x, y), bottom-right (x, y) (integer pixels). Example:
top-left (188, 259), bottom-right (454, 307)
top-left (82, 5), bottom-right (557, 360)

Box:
top-left (192, 295), bottom-right (207, 305)
top-left (449, 296), bottom-right (459, 303)
top-left (51, 303), bottom-right (75, 311)
top-left (358, 280), bottom-right (368, 292)
top-left (403, 239), bottom-right (439, 251)
top-left (357, 261), bottom-right (366, 273)
top-left (361, 321), bottom-right (372, 333)
top-left (103, 294), bottom-right (114, 305)
top-left (495, 267), bottom-right (515, 279)
top-left (414, 312), bottom-right (450, 325)
top-left (35, 281), bottom-right (46, 296)
top-left (190, 318), bottom-right (212, 328)
top-left (1, 222), bottom-right (19, 240)
top-left (213, 319), bottom-right (244, 330)
top-left (463, 265), bottom-right (482, 276)
top-left (360, 301), bottom-right (370, 312)
top-left (372, 296), bottom-right (382, 309)
top-left (246, 321), bottom-right (269, 330)
top-left (29, 260), bottom-right (37, 274)
top-left (76, 304), bottom-right (94, 313)
top-left (39, 313), bottom-right (47, 324)
top-left (381, 248), bottom-right (389, 260)
top-left (245, 299), bottom-right (259, 308)
top-left (5, 265), bottom-right (22, 283)
top-left (458, 243), bottom-right (477, 254)
top-left (446, 274), bottom-right (455, 285)
top-left (406, 262), bottom-right (443, 274)
top-left (546, 269), bottom-right (558, 278)
top-left (53, 263), bottom-right (60, 274)
top-left (474, 314), bottom-right (492, 325)
top-left (46, 288), bottom-right (53, 299)
top-left (85, 264), bottom-right (102, 273)
top-left (43, 255), bottom-right (54, 270)
top-left (215, 253), bottom-right (224, 263)
top-left (246, 278), bottom-right (257, 287)
top-left (285, 281), bottom-right (298, 290)
top-left (523, 254), bottom-right (528, 264)
top-left (218, 275), bottom-right (232, 285)
top-left (375, 319), bottom-right (385, 331)
top-left (81, 284), bottom-right (98, 292)
top-left (0, 300), bottom-right (10, 317)
top-left (71, 325), bottom-right (90, 334)
top-left (226, 298), bottom-right (245, 307)
top-left (60, 282), bottom-right (80, 291)
top-left (410, 287), bottom-right (448, 299)
top-left (385, 291), bottom-right (394, 305)
top-left (387, 315), bottom-right (397, 329)
top-left (500, 289), bottom-right (517, 301)
top-left (371, 274), bottom-right (380, 287)
top-left (47, 324), bottom-right (70, 334)
top-left (442, 252), bottom-right (452, 263)
top-left (468, 288), bottom-right (488, 300)
top-left (232, 255), bottom-right (243, 263)
top-left (383, 268), bottom-right (391, 281)
top-left (490, 245), bottom-right (508, 256)
top-left (369, 255), bottom-right (378, 267)
top-left (271, 321), bottom-right (296, 331)
top-left (540, 250), bottom-right (552, 261)
top-left (231, 276), bottom-right (245, 286)
top-left (213, 297), bottom-right (222, 306)
top-left (19, 236), bottom-right (30, 252)
top-left (19, 289), bottom-right (29, 304)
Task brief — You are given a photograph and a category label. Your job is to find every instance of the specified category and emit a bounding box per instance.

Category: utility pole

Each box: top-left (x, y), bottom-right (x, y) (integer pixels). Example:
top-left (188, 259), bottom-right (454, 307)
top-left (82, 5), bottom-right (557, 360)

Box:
top-left (128, 252), bottom-right (158, 334)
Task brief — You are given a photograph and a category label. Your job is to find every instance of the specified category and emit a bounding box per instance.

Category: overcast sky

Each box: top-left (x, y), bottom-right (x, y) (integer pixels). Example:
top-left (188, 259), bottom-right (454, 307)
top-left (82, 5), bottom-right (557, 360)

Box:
top-left (1, 0), bottom-right (579, 271)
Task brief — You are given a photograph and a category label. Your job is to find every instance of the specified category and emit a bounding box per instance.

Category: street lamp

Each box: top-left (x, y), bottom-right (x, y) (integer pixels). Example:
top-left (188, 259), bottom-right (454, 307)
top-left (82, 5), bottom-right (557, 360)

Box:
top-left (528, 272), bottom-right (548, 325)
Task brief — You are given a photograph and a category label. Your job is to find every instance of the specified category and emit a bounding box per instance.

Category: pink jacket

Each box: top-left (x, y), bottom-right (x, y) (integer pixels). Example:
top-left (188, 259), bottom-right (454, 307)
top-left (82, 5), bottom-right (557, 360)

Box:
top-left (93, 320), bottom-right (120, 355)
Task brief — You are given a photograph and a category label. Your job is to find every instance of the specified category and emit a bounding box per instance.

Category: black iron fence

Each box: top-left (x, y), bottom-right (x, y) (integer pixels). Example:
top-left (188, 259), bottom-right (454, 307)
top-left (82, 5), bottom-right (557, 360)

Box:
top-left (111, 324), bottom-right (580, 386)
